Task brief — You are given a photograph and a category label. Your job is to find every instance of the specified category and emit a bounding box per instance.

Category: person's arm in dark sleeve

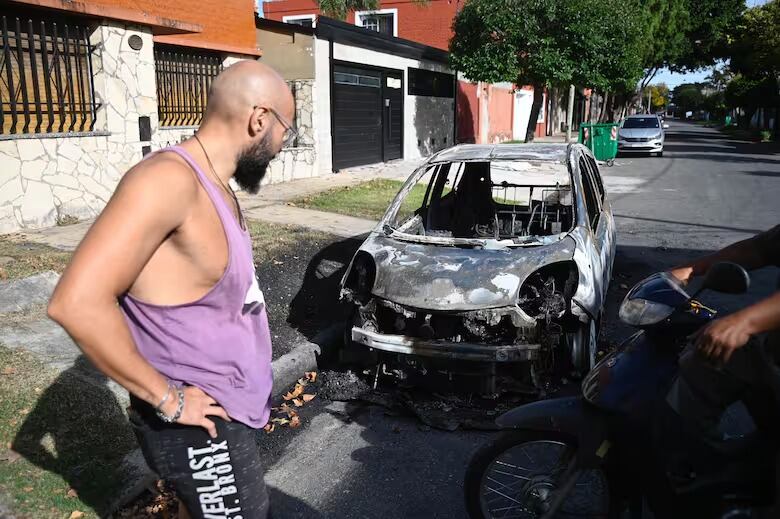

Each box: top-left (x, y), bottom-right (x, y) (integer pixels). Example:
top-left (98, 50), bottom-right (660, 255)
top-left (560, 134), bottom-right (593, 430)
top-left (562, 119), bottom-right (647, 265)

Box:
top-left (670, 225), bottom-right (780, 284)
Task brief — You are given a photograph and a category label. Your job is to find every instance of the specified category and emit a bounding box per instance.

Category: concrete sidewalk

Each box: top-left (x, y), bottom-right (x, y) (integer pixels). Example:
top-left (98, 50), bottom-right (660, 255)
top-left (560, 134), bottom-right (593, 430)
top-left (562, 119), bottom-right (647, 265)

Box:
top-left (245, 205), bottom-right (376, 238)
top-left (10, 159), bottom-right (417, 250)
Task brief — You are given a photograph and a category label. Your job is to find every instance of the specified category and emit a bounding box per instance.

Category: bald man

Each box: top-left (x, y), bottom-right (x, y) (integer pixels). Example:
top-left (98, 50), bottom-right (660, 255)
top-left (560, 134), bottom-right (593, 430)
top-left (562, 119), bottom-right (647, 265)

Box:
top-left (48, 61), bottom-right (295, 518)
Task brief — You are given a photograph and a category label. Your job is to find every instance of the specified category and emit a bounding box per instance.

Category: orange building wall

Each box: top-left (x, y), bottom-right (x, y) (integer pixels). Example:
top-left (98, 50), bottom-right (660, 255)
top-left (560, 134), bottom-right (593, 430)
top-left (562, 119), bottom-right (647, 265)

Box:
top-left (263, 0), bottom-right (460, 50)
top-left (487, 85), bottom-right (513, 143)
top-left (150, 0), bottom-right (258, 54)
top-left (10, 0), bottom-right (260, 55)
top-left (457, 81), bottom-right (478, 143)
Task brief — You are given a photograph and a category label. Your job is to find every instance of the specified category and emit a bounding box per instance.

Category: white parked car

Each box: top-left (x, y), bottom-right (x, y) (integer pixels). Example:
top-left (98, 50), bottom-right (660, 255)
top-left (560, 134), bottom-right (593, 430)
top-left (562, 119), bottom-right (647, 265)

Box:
top-left (617, 114), bottom-right (668, 157)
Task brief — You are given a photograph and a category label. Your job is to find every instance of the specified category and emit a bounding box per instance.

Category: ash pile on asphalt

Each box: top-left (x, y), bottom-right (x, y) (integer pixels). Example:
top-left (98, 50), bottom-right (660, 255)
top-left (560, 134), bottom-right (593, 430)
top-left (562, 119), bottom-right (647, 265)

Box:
top-left (317, 370), bottom-right (535, 431)
top-left (318, 370), bottom-right (372, 401)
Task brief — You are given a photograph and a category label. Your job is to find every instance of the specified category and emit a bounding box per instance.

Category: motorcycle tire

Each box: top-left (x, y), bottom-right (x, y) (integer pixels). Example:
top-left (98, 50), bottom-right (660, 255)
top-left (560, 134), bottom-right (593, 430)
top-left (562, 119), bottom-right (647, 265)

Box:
top-left (464, 430), bottom-right (613, 519)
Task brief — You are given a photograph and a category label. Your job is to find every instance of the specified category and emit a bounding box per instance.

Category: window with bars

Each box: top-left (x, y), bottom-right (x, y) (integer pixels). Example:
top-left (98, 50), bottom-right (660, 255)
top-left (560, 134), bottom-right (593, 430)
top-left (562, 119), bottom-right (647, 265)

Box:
top-left (155, 46), bottom-right (222, 127)
top-left (358, 13), bottom-right (394, 36)
top-left (1, 13), bottom-right (99, 135)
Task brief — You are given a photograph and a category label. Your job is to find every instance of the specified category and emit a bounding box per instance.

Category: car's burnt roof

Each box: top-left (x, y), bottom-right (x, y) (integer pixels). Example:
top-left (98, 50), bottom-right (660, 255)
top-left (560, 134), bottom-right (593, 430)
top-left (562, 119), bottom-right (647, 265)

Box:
top-left (429, 143), bottom-right (569, 164)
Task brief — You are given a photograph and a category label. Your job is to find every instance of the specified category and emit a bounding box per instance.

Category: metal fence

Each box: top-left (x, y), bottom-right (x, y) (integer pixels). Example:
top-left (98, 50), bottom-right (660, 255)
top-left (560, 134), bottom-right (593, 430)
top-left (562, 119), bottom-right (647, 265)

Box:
top-left (155, 47), bottom-right (222, 127)
top-left (1, 14), bottom-right (99, 135)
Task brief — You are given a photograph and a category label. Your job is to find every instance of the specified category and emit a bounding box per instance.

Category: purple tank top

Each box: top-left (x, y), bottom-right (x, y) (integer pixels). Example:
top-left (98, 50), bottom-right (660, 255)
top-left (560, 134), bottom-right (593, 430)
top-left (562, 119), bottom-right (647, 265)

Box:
top-left (119, 146), bottom-right (273, 428)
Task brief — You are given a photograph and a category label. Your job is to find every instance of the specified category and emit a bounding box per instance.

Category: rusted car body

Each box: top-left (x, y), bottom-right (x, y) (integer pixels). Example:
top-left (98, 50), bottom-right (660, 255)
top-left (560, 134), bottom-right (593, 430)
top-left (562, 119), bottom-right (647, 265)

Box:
top-left (340, 143), bottom-right (616, 393)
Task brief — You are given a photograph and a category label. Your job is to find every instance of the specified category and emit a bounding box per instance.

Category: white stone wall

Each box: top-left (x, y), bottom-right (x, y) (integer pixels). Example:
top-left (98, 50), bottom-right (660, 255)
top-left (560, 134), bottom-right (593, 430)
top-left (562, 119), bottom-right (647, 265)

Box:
top-left (0, 40), bottom-right (322, 234)
top-left (0, 22), bottom-right (156, 233)
top-left (314, 38), bottom-right (333, 176)
top-left (152, 127), bottom-right (197, 150)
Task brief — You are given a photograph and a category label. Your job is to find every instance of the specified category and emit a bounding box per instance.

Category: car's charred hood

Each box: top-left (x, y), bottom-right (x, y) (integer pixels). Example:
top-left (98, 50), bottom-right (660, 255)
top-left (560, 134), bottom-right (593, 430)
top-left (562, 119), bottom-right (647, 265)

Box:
top-left (358, 234), bottom-right (577, 311)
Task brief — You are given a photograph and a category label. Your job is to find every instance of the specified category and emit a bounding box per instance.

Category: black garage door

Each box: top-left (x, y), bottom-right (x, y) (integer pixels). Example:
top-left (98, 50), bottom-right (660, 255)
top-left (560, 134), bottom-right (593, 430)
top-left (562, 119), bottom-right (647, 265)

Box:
top-left (332, 63), bottom-right (403, 170)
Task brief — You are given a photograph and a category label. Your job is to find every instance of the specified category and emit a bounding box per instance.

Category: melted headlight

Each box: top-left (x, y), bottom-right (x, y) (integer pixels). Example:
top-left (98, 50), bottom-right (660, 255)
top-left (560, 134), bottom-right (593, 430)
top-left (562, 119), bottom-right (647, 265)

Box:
top-left (618, 298), bottom-right (674, 326)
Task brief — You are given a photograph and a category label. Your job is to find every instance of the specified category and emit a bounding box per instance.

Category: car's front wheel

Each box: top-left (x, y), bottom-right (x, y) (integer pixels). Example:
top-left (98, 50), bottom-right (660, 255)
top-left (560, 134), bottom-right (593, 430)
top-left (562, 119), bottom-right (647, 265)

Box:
top-left (570, 317), bottom-right (599, 377)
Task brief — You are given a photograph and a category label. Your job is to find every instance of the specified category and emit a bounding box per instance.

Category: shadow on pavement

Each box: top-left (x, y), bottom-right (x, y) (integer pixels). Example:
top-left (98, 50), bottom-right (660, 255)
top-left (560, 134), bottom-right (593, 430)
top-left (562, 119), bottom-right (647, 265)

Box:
top-left (287, 236), bottom-right (363, 347)
top-left (268, 486), bottom-right (325, 519)
top-left (12, 355), bottom-right (137, 516)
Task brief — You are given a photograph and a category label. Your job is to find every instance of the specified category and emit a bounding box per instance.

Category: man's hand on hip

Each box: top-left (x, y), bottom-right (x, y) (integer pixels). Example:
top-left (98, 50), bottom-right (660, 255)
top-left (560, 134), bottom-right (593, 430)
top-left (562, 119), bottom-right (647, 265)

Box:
top-left (161, 386), bottom-right (231, 438)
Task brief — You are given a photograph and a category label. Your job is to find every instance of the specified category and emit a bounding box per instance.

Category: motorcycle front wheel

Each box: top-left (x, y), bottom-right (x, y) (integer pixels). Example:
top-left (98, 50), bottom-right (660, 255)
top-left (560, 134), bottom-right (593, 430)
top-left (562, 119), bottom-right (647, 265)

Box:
top-left (464, 430), bottom-right (612, 519)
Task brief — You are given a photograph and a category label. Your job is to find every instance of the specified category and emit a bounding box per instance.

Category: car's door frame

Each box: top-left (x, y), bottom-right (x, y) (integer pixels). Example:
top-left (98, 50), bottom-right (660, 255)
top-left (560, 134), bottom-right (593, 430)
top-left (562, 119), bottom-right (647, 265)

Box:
top-left (567, 145), bottom-right (607, 321)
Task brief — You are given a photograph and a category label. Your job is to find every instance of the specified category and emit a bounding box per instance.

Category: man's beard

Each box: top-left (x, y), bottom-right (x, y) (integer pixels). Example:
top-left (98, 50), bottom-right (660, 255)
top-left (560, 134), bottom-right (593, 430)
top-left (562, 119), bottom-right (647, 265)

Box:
top-left (234, 136), bottom-right (275, 194)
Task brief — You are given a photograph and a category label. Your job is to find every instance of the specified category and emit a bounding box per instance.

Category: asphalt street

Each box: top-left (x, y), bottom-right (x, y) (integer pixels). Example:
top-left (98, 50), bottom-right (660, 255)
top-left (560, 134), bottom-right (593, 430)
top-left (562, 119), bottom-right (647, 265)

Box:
top-left (258, 121), bottom-right (780, 519)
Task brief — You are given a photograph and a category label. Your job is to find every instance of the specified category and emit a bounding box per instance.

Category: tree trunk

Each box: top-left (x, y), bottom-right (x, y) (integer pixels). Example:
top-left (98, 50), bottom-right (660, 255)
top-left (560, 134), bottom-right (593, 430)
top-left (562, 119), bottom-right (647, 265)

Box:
top-left (597, 92), bottom-right (607, 122)
top-left (526, 83), bottom-right (544, 142)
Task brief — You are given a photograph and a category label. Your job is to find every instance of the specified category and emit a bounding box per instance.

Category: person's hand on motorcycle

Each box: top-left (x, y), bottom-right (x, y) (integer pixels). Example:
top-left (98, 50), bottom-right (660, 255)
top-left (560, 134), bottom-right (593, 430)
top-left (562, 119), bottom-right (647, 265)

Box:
top-left (693, 312), bottom-right (753, 364)
top-left (668, 266), bottom-right (695, 286)
top-left (160, 385), bottom-right (231, 438)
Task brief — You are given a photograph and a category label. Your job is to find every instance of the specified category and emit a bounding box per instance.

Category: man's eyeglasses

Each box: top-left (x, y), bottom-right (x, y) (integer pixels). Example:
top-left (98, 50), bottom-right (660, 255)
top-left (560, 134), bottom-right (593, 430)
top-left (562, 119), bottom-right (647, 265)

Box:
top-left (256, 105), bottom-right (299, 148)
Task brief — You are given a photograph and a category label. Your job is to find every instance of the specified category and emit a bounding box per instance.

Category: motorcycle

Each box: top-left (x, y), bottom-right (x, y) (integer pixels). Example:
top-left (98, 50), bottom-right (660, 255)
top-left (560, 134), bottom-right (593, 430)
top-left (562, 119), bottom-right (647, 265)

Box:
top-left (464, 262), bottom-right (779, 518)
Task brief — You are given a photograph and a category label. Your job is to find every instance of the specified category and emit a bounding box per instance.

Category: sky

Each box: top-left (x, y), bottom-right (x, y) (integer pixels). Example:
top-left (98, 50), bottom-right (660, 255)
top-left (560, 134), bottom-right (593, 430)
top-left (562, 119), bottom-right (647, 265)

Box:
top-left (650, 0), bottom-right (769, 88)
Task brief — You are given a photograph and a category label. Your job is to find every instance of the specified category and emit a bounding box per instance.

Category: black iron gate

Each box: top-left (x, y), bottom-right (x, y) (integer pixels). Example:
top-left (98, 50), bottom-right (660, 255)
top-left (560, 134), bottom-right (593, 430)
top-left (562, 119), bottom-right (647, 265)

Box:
top-left (0, 13), bottom-right (99, 135)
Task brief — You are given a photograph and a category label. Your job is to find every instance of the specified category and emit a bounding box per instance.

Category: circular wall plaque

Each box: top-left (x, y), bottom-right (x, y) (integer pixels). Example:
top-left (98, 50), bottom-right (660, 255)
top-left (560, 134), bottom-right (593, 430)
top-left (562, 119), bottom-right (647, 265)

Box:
top-left (128, 35), bottom-right (143, 51)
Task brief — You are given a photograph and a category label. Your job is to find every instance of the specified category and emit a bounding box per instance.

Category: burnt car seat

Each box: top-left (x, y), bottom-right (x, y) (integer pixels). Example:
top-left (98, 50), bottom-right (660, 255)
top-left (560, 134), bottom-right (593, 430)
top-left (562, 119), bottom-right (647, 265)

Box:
top-left (451, 162), bottom-right (496, 238)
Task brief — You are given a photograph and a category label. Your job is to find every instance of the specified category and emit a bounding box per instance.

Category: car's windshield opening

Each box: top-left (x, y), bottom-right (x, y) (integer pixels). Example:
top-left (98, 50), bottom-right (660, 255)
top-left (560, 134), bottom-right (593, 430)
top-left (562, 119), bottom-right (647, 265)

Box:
top-left (388, 160), bottom-right (574, 242)
top-left (622, 117), bottom-right (660, 129)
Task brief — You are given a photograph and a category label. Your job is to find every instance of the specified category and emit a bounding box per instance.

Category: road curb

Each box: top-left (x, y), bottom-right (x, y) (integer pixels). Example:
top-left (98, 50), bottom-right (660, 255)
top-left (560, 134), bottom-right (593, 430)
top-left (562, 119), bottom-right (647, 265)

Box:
top-left (110, 324), bottom-right (342, 515)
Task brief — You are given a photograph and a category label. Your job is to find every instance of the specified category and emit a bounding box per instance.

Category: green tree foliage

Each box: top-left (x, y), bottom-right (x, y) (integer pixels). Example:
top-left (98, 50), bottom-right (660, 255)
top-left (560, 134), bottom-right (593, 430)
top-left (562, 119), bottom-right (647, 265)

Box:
top-left (729, 0), bottom-right (780, 79)
top-left (450, 0), bottom-right (645, 141)
top-left (725, 0), bottom-right (780, 134)
top-left (637, 0), bottom-right (689, 86)
top-left (671, 83), bottom-right (704, 114)
top-left (638, 0), bottom-right (744, 87)
top-left (672, 0), bottom-right (745, 71)
top-left (315, 0), bottom-right (429, 20)
top-left (725, 75), bottom-right (778, 128)
top-left (317, 0), bottom-right (379, 20)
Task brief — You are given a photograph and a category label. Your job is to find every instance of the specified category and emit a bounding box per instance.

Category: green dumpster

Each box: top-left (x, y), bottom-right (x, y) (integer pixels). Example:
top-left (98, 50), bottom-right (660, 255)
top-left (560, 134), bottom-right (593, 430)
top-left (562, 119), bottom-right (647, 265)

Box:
top-left (724, 115), bottom-right (732, 126)
top-left (578, 122), bottom-right (619, 166)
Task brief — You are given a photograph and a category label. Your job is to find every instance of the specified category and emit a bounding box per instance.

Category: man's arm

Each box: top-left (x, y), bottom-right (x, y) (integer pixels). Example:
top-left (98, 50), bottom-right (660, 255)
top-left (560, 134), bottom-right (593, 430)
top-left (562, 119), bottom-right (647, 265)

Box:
top-left (48, 157), bottom-right (228, 437)
top-left (669, 225), bottom-right (780, 362)
top-left (695, 292), bottom-right (780, 362)
top-left (669, 226), bottom-right (780, 284)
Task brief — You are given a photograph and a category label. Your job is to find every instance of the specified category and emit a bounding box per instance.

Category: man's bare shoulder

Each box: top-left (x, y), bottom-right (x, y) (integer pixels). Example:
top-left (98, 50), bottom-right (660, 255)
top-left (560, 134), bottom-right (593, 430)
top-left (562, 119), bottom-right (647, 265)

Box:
top-left (115, 152), bottom-right (200, 204)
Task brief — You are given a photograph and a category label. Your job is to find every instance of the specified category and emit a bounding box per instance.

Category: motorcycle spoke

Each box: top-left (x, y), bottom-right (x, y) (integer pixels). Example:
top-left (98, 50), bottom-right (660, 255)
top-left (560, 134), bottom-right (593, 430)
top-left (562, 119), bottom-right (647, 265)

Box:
top-left (490, 468), bottom-right (531, 481)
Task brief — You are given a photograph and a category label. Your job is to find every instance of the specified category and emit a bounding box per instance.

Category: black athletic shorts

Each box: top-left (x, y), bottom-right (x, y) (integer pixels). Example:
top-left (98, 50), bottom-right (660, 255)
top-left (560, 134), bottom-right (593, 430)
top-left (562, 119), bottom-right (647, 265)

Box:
top-left (128, 395), bottom-right (270, 519)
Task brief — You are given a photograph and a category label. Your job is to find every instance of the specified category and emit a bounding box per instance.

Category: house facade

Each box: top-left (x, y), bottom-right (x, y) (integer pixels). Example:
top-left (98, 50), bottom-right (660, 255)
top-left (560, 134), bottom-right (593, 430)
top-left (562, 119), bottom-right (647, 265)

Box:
top-left (262, 0), bottom-right (549, 144)
top-left (257, 16), bottom-right (456, 175)
top-left (263, 0), bottom-right (459, 51)
top-left (0, 0), bottom-right (265, 233)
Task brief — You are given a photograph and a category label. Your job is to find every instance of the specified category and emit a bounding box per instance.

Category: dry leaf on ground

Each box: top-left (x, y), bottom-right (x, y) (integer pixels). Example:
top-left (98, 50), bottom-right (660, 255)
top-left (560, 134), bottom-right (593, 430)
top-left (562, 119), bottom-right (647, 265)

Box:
top-left (263, 423), bottom-right (275, 434)
top-left (302, 394), bottom-right (316, 402)
top-left (270, 417), bottom-right (290, 426)
top-left (305, 371), bottom-right (317, 382)
top-left (292, 398), bottom-right (304, 407)
top-left (282, 384), bottom-right (304, 401)
top-left (66, 488), bottom-right (78, 499)
top-left (289, 415), bottom-right (301, 428)
top-left (69, 511), bottom-right (85, 519)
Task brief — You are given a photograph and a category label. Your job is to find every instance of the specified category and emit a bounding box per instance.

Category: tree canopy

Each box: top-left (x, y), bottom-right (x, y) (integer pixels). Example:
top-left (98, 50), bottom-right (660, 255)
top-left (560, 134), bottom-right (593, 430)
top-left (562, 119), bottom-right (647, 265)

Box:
top-left (450, 0), bottom-right (645, 91)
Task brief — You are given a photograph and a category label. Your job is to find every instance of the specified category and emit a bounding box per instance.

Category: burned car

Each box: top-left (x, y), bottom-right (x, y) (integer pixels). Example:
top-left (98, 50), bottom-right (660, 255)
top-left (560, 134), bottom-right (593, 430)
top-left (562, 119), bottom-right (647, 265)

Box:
top-left (340, 143), bottom-right (616, 394)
